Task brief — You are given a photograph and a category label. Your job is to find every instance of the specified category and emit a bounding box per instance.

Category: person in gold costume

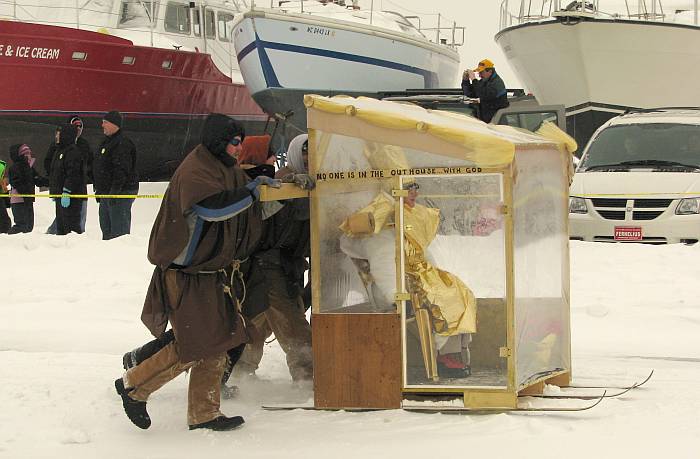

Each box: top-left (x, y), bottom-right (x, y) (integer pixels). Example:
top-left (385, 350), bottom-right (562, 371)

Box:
top-left (339, 182), bottom-right (476, 379)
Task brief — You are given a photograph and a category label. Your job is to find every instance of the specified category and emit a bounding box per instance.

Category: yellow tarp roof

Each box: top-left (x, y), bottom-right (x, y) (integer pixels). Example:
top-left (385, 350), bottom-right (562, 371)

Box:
top-left (305, 95), bottom-right (561, 168)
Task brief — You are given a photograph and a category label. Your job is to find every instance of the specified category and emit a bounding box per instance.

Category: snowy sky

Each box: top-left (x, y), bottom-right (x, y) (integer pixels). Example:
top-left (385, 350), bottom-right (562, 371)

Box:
top-left (383, 0), bottom-right (521, 87)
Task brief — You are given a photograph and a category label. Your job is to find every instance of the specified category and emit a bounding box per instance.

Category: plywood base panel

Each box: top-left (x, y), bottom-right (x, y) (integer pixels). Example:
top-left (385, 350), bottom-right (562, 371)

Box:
top-left (313, 313), bottom-right (402, 409)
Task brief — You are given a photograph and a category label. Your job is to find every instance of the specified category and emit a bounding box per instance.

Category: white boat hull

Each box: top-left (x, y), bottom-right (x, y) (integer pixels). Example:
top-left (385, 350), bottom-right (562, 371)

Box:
top-left (234, 11), bottom-right (460, 101)
top-left (496, 18), bottom-right (700, 144)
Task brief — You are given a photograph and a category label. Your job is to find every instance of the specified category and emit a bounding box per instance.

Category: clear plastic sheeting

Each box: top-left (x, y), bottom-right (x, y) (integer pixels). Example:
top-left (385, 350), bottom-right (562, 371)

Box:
top-left (316, 182), bottom-right (398, 313)
top-left (308, 95), bottom-right (572, 406)
top-left (312, 131), bottom-right (512, 388)
top-left (513, 148), bottom-right (571, 389)
top-left (398, 175), bottom-right (507, 388)
top-left (313, 131), bottom-right (400, 314)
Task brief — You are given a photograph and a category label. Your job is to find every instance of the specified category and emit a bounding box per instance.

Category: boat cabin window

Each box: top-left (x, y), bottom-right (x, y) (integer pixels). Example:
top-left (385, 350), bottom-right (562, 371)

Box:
top-left (193, 8), bottom-right (201, 37)
top-left (205, 10), bottom-right (216, 38)
top-left (119, 1), bottom-right (158, 28)
top-left (218, 12), bottom-right (235, 42)
top-left (165, 2), bottom-right (191, 34)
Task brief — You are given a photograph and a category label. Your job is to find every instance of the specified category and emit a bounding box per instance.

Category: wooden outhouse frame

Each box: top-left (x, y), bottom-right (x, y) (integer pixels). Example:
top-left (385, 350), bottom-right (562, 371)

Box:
top-left (262, 95), bottom-right (572, 410)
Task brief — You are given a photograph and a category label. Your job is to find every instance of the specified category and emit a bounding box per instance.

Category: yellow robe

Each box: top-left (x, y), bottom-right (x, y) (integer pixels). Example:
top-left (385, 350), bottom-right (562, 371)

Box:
top-left (340, 193), bottom-right (477, 336)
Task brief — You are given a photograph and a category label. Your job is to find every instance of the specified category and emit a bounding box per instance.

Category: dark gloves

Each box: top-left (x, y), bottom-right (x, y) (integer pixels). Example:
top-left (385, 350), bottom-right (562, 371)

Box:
top-left (245, 175), bottom-right (282, 201)
top-left (246, 175), bottom-right (282, 190)
top-left (256, 175), bottom-right (282, 188)
top-left (281, 173), bottom-right (315, 190)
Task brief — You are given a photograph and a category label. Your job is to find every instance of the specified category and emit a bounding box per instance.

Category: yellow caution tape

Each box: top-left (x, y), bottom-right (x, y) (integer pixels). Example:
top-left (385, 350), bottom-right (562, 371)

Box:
top-left (0, 194), bottom-right (164, 199)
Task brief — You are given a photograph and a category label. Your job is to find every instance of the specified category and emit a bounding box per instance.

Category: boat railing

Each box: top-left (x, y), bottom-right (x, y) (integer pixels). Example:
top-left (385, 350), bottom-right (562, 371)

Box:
top-left (0, 1), bottom-right (160, 40)
top-left (384, 10), bottom-right (465, 47)
top-left (0, 1), bottom-right (236, 48)
top-left (499, 0), bottom-right (699, 29)
top-left (254, 0), bottom-right (465, 47)
top-left (0, 1), bottom-right (244, 80)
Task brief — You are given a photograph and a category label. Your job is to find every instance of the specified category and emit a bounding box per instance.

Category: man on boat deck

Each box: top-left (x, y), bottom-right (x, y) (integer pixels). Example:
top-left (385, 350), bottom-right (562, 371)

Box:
top-left (461, 58), bottom-right (510, 123)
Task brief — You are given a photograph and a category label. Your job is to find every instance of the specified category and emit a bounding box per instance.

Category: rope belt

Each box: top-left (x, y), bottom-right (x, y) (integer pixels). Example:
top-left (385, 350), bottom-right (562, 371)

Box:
top-left (221, 258), bottom-right (248, 314)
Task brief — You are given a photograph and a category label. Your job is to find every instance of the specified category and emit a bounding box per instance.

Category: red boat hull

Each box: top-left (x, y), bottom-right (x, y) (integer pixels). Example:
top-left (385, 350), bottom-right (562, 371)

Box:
top-left (0, 20), bottom-right (269, 180)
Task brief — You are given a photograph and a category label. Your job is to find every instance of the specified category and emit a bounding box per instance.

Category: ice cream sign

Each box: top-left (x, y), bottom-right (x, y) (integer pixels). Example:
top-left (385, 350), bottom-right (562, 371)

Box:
top-left (0, 44), bottom-right (61, 60)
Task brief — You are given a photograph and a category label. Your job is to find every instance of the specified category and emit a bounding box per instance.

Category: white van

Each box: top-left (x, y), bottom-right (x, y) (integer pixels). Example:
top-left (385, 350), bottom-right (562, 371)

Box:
top-left (569, 108), bottom-right (700, 244)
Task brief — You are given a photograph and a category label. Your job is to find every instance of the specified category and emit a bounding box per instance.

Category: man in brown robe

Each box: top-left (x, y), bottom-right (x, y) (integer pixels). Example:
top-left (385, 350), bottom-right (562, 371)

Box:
top-left (114, 114), bottom-right (279, 431)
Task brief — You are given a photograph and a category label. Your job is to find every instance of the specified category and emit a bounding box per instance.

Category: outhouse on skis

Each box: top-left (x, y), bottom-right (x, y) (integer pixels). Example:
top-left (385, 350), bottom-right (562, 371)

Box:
top-left (266, 95), bottom-right (574, 410)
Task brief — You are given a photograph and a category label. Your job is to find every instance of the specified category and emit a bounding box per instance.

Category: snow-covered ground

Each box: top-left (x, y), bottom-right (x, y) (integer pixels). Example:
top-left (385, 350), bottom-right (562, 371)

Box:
top-left (2, 182), bottom-right (700, 458)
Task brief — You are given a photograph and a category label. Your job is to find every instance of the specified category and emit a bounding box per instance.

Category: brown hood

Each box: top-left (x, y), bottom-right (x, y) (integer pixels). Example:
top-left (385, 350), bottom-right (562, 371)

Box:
top-left (147, 144), bottom-right (262, 273)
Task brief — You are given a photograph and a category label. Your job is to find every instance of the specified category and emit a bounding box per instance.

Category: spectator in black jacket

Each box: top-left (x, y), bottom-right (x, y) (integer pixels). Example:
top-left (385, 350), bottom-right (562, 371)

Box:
top-left (8, 144), bottom-right (47, 234)
top-left (461, 58), bottom-right (510, 123)
top-left (0, 159), bottom-right (11, 234)
top-left (93, 111), bottom-right (138, 240)
top-left (45, 116), bottom-right (92, 234)
top-left (49, 124), bottom-right (86, 235)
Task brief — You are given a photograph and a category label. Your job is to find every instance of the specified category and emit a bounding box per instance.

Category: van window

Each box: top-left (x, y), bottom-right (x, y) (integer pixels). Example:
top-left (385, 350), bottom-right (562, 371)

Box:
top-left (218, 12), bottom-right (235, 42)
top-left (165, 2), bottom-right (191, 34)
top-left (580, 123), bottom-right (700, 170)
top-left (497, 111), bottom-right (558, 132)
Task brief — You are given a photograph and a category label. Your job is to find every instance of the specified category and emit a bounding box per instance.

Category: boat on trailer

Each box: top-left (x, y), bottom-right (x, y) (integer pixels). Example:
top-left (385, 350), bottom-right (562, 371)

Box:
top-left (0, 0), bottom-right (465, 179)
top-left (233, 0), bottom-right (465, 135)
top-left (496, 0), bottom-right (700, 148)
top-left (0, 0), bottom-right (274, 180)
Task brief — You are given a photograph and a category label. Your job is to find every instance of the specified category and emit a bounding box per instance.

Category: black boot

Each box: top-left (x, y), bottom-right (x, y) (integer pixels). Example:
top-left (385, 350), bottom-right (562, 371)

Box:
top-left (122, 351), bottom-right (136, 370)
top-left (122, 330), bottom-right (177, 370)
top-left (115, 378), bottom-right (151, 429)
top-left (189, 415), bottom-right (245, 431)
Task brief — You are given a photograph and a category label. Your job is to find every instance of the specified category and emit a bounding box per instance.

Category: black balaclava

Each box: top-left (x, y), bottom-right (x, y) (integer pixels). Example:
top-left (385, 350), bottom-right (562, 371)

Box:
top-left (8, 144), bottom-right (22, 163)
top-left (201, 113), bottom-right (245, 166)
top-left (58, 124), bottom-right (78, 147)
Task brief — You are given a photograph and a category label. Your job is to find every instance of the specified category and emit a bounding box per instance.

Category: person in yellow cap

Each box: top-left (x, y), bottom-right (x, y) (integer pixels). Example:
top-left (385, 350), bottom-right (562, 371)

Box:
top-left (461, 58), bottom-right (509, 123)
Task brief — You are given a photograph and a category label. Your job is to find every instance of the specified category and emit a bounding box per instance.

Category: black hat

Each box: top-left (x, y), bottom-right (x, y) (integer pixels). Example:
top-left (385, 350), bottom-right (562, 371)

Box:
top-left (201, 113), bottom-right (245, 161)
top-left (103, 110), bottom-right (123, 128)
top-left (58, 124), bottom-right (78, 146)
top-left (8, 144), bottom-right (21, 162)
